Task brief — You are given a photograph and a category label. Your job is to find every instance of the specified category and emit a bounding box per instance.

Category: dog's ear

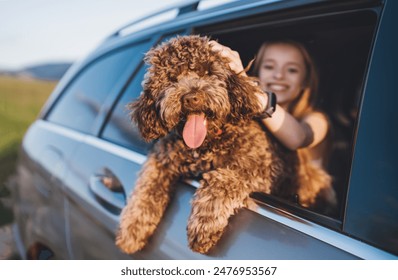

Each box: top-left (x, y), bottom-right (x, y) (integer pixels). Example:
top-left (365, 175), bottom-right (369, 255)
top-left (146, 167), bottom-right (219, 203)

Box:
top-left (128, 91), bottom-right (167, 141)
top-left (227, 73), bottom-right (263, 122)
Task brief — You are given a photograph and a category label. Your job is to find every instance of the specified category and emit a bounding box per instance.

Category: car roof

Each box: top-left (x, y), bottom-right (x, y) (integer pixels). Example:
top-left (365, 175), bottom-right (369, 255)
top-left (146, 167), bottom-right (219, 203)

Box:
top-left (93, 0), bottom-right (290, 52)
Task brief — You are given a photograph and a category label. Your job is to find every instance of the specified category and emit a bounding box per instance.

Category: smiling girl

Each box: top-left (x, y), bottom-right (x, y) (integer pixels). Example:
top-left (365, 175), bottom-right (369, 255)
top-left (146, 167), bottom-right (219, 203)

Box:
top-left (211, 40), bottom-right (337, 211)
top-left (211, 40), bottom-right (330, 168)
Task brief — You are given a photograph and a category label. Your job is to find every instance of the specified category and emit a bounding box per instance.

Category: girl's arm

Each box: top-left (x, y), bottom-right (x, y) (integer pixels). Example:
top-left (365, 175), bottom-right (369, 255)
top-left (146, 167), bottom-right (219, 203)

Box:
top-left (258, 96), bottom-right (328, 150)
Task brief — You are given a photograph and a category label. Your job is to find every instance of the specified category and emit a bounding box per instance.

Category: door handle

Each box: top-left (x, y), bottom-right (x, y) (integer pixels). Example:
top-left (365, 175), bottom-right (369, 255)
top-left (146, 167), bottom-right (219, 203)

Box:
top-left (89, 168), bottom-right (126, 212)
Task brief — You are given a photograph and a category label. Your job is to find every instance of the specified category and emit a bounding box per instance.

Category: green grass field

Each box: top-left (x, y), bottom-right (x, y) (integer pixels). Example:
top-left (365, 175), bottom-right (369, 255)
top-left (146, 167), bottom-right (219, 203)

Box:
top-left (0, 75), bottom-right (56, 224)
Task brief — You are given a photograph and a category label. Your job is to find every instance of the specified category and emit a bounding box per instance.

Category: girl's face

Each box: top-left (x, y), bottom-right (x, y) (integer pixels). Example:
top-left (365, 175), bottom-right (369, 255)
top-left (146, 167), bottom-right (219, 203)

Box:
top-left (258, 43), bottom-right (307, 107)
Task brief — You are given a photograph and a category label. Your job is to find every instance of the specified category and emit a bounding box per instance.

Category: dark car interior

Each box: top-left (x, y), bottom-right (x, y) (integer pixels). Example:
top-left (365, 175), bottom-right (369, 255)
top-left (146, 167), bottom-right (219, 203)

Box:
top-left (196, 9), bottom-right (378, 221)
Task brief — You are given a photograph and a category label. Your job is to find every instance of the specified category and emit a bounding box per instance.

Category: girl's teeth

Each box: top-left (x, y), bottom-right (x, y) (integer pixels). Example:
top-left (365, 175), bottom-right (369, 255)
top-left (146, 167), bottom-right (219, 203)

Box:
top-left (269, 84), bottom-right (287, 91)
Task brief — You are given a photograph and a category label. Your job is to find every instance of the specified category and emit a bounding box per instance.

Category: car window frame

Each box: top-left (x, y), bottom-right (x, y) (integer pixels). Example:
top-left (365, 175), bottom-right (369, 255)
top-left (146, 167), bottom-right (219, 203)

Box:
top-left (193, 2), bottom-right (383, 230)
top-left (95, 3), bottom-right (383, 231)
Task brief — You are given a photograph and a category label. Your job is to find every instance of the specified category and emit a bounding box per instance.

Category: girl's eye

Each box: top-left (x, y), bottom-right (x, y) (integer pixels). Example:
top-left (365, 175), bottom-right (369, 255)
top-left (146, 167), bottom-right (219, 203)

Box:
top-left (263, 64), bottom-right (274, 70)
top-left (287, 67), bottom-right (299, 74)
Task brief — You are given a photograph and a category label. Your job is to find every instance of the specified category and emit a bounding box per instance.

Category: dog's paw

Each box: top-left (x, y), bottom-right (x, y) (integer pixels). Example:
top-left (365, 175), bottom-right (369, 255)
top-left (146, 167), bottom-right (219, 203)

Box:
top-left (188, 228), bottom-right (224, 254)
top-left (115, 227), bottom-right (147, 254)
top-left (187, 218), bottom-right (225, 254)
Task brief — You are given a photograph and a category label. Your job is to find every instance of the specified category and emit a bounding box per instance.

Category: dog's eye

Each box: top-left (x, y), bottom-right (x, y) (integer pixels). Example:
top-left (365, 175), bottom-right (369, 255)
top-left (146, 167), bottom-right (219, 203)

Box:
top-left (199, 63), bottom-right (211, 76)
top-left (169, 74), bottom-right (178, 82)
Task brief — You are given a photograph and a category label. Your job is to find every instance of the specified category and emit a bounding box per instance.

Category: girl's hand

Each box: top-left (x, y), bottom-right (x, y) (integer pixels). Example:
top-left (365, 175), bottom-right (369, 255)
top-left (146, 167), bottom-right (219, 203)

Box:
top-left (209, 40), bottom-right (247, 76)
top-left (210, 41), bottom-right (267, 110)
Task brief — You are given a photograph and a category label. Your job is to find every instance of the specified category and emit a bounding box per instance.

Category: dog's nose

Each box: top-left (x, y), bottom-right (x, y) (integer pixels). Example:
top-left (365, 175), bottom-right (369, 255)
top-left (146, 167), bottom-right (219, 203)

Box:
top-left (182, 94), bottom-right (201, 107)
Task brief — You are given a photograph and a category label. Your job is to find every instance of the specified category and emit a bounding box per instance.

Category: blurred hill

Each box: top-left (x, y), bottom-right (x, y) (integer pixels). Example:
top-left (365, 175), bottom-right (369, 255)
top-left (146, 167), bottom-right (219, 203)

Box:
top-left (0, 62), bottom-right (72, 81)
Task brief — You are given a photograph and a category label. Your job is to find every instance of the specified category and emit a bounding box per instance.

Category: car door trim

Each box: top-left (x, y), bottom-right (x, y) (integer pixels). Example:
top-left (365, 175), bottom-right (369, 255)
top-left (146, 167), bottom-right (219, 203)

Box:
top-left (253, 202), bottom-right (397, 260)
top-left (37, 120), bottom-right (146, 165)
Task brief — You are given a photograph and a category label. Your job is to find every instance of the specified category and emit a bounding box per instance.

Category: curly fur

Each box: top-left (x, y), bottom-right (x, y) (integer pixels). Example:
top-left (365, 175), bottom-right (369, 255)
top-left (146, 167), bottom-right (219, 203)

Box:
top-left (116, 35), bottom-right (336, 255)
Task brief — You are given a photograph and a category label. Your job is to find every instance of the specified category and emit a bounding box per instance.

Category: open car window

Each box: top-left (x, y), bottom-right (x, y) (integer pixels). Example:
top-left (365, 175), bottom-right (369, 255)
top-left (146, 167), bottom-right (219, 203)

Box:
top-left (196, 8), bottom-right (378, 224)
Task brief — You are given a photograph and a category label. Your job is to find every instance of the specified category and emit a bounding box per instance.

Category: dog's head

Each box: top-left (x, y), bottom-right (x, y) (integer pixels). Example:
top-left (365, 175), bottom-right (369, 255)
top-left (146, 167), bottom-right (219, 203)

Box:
top-left (129, 35), bottom-right (263, 148)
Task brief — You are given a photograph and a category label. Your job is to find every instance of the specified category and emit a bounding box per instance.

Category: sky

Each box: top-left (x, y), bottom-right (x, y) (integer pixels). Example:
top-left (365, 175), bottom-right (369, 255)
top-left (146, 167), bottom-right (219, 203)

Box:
top-left (0, 0), bottom-right (189, 70)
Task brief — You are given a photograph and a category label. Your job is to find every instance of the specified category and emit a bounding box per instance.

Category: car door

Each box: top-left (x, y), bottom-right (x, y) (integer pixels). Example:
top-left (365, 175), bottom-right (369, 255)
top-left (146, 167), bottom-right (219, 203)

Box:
top-left (14, 119), bottom-right (82, 259)
top-left (39, 39), bottom-right (153, 259)
top-left (60, 27), bottom-right (363, 259)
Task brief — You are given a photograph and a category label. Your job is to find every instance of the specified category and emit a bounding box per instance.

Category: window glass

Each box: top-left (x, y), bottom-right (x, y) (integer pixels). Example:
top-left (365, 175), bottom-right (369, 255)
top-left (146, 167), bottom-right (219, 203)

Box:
top-left (47, 45), bottom-right (145, 133)
top-left (101, 65), bottom-right (150, 153)
top-left (102, 33), bottom-right (186, 154)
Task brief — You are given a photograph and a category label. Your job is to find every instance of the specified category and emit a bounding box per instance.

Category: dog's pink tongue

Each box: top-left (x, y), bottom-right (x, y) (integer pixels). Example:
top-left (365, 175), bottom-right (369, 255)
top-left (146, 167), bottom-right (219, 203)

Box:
top-left (183, 113), bottom-right (207, 149)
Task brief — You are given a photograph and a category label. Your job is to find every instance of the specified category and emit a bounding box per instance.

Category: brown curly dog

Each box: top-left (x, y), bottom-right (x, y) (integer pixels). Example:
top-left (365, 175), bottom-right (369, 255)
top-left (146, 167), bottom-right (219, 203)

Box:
top-left (116, 35), bottom-right (336, 254)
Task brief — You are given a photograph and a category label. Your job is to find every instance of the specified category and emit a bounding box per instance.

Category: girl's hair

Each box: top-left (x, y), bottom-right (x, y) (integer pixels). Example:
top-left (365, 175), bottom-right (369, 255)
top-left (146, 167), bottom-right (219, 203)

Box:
top-left (251, 40), bottom-right (319, 119)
